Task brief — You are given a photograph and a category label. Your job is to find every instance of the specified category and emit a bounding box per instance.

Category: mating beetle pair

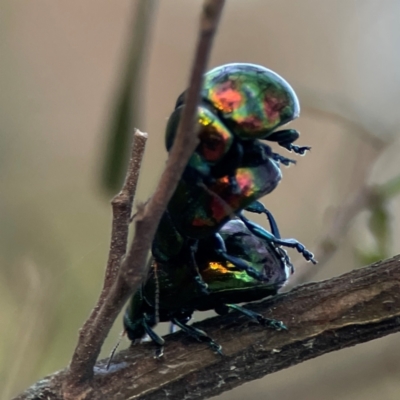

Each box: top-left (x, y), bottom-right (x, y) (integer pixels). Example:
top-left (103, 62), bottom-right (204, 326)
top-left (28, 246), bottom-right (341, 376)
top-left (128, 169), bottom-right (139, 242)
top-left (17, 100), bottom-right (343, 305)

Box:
top-left (155, 64), bottom-right (315, 290)
top-left (124, 63), bottom-right (315, 355)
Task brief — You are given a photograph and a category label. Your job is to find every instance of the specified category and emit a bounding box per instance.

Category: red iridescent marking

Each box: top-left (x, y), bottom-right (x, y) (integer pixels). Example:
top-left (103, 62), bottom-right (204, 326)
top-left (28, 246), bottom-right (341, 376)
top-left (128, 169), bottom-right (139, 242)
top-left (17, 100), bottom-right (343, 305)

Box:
top-left (263, 95), bottom-right (287, 123)
top-left (207, 170), bottom-right (258, 223)
top-left (198, 132), bottom-right (223, 162)
top-left (197, 106), bottom-right (233, 163)
top-left (198, 127), bottom-right (230, 162)
top-left (210, 195), bottom-right (229, 222)
top-left (233, 115), bottom-right (263, 134)
top-left (236, 169), bottom-right (255, 197)
top-left (192, 215), bottom-right (214, 227)
top-left (210, 82), bottom-right (242, 113)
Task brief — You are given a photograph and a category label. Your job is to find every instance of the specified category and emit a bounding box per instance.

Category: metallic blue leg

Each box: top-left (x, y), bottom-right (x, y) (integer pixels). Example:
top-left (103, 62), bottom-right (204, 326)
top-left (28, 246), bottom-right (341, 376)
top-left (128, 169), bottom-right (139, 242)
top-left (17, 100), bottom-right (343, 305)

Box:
top-left (239, 214), bottom-right (317, 264)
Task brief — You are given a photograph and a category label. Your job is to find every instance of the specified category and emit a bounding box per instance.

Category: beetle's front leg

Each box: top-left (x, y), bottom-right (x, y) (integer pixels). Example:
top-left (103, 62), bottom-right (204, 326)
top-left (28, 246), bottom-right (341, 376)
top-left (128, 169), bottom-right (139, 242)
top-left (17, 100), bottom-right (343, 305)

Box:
top-left (267, 129), bottom-right (311, 155)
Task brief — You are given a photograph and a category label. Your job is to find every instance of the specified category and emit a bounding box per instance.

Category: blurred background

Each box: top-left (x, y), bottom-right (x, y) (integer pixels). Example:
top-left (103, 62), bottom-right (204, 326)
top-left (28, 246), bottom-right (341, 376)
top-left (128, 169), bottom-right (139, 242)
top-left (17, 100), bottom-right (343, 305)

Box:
top-left (2, 1), bottom-right (400, 399)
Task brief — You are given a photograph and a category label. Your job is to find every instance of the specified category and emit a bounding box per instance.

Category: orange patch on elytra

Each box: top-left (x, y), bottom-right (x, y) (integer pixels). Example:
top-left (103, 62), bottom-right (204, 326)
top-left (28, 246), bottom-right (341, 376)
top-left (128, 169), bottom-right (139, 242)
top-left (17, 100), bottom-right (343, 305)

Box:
top-left (212, 85), bottom-right (242, 112)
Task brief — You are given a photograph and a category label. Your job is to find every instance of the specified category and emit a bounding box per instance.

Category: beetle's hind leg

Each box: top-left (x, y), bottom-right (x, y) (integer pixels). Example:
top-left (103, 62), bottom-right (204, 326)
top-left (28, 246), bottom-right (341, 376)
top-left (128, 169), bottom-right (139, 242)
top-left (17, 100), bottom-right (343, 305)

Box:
top-left (215, 304), bottom-right (287, 331)
top-left (239, 213), bottom-right (317, 264)
top-left (142, 318), bottom-right (164, 358)
top-left (171, 317), bottom-right (223, 355)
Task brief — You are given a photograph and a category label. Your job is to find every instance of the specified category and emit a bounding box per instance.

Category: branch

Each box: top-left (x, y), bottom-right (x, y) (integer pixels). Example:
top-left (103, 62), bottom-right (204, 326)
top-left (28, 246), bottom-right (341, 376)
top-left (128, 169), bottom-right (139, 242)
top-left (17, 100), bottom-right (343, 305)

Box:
top-left (63, 1), bottom-right (226, 398)
top-left (15, 255), bottom-right (400, 400)
top-left (98, 129), bottom-right (147, 318)
top-left (61, 128), bottom-right (147, 398)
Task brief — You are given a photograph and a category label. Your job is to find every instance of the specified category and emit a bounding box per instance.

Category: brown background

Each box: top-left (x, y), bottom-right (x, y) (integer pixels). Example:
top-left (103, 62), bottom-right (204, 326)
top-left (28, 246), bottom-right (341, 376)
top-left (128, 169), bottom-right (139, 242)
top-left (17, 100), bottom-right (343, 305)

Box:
top-left (1, 1), bottom-right (400, 399)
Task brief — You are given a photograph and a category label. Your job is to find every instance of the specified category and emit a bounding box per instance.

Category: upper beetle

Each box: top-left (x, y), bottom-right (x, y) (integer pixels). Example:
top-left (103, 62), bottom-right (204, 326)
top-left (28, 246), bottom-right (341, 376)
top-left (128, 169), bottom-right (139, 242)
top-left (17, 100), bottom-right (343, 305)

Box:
top-left (166, 63), bottom-right (309, 180)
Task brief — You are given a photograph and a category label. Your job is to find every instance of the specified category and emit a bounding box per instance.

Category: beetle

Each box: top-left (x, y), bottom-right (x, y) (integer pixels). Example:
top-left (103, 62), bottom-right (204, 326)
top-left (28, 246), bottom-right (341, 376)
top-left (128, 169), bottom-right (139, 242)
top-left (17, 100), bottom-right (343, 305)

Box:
top-left (124, 217), bottom-right (294, 356)
top-left (166, 62), bottom-right (310, 178)
top-left (153, 63), bottom-right (315, 292)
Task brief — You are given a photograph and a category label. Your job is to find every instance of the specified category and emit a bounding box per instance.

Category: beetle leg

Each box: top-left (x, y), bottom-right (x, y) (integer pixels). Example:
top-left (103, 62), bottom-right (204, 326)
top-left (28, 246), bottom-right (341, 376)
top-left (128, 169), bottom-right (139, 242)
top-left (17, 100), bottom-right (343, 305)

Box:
top-left (224, 304), bottom-right (287, 331)
top-left (169, 322), bottom-right (178, 334)
top-left (245, 201), bottom-right (281, 238)
top-left (232, 208), bottom-right (296, 273)
top-left (171, 317), bottom-right (223, 355)
top-left (142, 318), bottom-right (165, 358)
top-left (239, 213), bottom-right (317, 264)
top-left (272, 152), bottom-right (296, 166)
top-left (213, 233), bottom-right (267, 281)
top-left (187, 240), bottom-right (209, 295)
top-left (267, 129), bottom-right (311, 155)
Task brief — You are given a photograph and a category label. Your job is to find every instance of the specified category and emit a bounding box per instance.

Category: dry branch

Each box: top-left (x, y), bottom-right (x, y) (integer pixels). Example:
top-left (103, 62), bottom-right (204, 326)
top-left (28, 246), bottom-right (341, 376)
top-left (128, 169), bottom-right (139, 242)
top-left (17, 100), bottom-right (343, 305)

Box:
top-left (62, 1), bottom-right (226, 398)
top-left (15, 255), bottom-right (400, 400)
top-left (99, 129), bottom-right (147, 317)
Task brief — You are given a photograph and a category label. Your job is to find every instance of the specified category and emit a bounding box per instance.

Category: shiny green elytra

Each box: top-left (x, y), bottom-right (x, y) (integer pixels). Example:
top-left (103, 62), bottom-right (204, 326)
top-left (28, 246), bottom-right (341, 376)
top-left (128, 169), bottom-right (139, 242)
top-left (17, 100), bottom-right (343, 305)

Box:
top-left (166, 63), bottom-right (309, 179)
top-left (202, 63), bottom-right (300, 140)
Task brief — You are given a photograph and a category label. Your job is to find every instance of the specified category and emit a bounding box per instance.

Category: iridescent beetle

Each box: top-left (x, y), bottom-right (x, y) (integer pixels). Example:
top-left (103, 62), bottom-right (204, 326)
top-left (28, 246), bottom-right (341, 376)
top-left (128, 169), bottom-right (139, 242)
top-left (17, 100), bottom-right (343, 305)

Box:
top-left (124, 218), bottom-right (294, 356)
top-left (166, 63), bottom-right (310, 177)
top-left (122, 64), bottom-right (315, 358)
top-left (154, 63), bottom-right (315, 291)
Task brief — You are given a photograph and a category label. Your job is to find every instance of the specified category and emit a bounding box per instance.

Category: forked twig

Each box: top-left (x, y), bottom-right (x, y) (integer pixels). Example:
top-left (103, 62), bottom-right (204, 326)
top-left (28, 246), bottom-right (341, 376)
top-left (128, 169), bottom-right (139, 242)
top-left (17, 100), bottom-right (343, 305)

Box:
top-left (62, 1), bottom-right (226, 398)
top-left (95, 129), bottom-right (147, 321)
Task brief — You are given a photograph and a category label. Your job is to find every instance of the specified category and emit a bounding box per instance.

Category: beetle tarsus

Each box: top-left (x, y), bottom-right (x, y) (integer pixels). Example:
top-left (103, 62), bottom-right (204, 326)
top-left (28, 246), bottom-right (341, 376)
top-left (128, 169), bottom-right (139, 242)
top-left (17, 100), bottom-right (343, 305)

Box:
top-left (171, 317), bottom-right (222, 355)
top-left (283, 143), bottom-right (311, 155)
top-left (154, 346), bottom-right (164, 359)
top-left (272, 152), bottom-right (296, 166)
top-left (225, 304), bottom-right (287, 331)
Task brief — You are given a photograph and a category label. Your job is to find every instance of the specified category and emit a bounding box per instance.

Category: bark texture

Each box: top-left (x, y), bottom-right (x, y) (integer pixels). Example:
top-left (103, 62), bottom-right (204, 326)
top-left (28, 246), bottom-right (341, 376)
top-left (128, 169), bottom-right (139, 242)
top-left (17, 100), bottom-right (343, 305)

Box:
top-left (15, 255), bottom-right (400, 400)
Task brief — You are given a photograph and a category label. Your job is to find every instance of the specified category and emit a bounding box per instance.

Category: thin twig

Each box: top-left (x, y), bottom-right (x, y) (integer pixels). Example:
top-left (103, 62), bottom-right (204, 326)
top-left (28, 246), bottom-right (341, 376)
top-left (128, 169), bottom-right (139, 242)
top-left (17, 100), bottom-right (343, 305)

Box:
top-left (63, 1), bottom-right (225, 398)
top-left (15, 255), bottom-right (400, 400)
top-left (93, 129), bottom-right (147, 322)
top-left (62, 129), bottom-right (147, 398)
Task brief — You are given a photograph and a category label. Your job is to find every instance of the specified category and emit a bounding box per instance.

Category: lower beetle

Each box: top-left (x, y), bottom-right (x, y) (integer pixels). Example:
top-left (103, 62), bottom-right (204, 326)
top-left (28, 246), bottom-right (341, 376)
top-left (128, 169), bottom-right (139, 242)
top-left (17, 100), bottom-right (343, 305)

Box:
top-left (124, 216), bottom-right (295, 356)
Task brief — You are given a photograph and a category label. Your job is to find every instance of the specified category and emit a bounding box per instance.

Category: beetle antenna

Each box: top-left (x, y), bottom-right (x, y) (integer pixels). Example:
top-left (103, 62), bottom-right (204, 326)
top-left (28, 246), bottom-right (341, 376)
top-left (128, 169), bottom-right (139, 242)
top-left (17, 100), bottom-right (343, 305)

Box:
top-left (106, 329), bottom-right (126, 370)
